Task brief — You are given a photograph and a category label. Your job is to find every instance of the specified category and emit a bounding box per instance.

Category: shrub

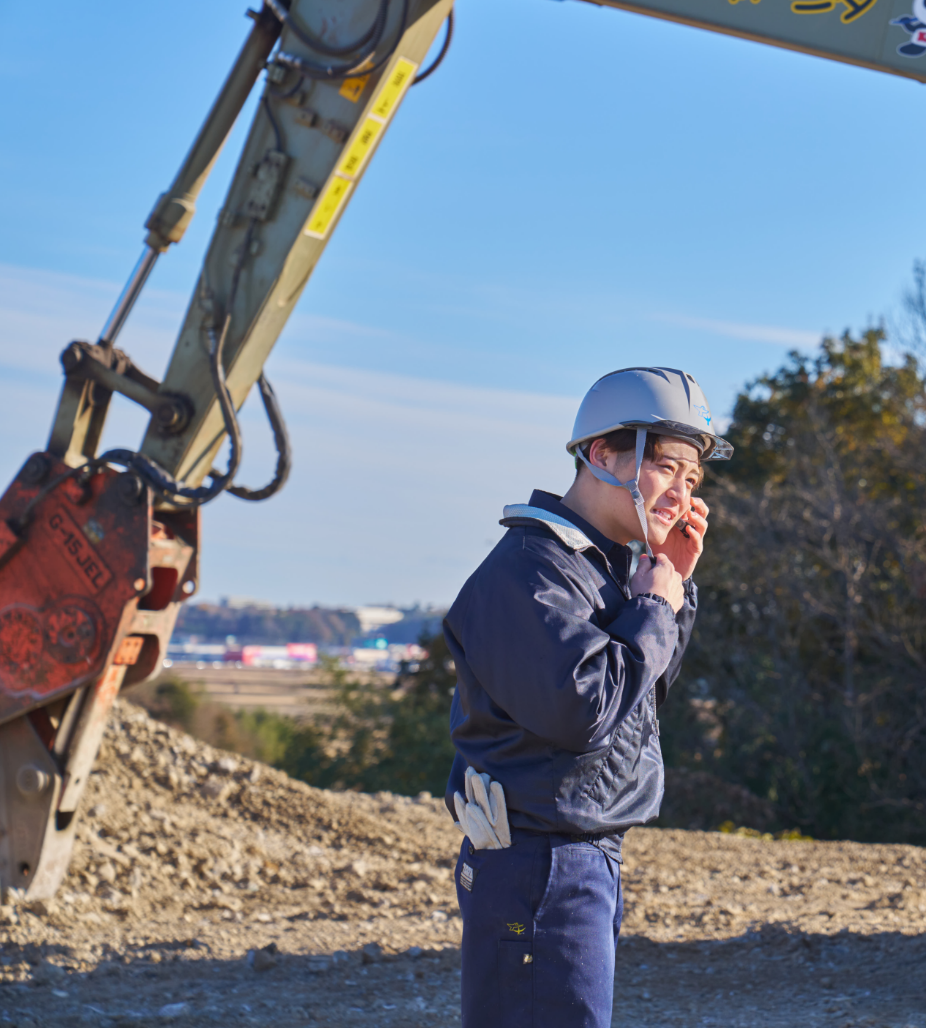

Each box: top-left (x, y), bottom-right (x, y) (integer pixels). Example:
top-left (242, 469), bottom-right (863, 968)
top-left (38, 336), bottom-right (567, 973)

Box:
top-left (662, 331), bottom-right (926, 843)
top-left (151, 675), bottom-right (200, 731)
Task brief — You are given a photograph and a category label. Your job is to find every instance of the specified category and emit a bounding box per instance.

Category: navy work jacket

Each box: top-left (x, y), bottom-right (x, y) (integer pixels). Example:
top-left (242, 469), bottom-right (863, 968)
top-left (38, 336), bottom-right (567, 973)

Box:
top-left (443, 489), bottom-right (697, 853)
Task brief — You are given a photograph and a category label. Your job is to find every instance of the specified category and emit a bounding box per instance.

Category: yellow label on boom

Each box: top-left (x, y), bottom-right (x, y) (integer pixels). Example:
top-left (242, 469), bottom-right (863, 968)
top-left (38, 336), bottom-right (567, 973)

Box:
top-left (338, 117), bottom-right (384, 180)
top-left (304, 57), bottom-right (418, 240)
top-left (304, 176), bottom-right (353, 239)
top-left (370, 57), bottom-right (418, 121)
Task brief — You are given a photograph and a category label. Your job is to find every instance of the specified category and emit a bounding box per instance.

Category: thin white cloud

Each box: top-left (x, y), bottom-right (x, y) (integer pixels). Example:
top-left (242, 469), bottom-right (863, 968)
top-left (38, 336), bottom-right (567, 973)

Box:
top-left (1, 262), bottom-right (803, 604)
top-left (0, 264), bottom-right (581, 605)
top-left (286, 310), bottom-right (404, 342)
top-left (654, 312), bottom-right (821, 348)
top-left (201, 359), bottom-right (579, 606)
top-left (0, 262), bottom-right (185, 376)
top-left (0, 263), bottom-right (409, 378)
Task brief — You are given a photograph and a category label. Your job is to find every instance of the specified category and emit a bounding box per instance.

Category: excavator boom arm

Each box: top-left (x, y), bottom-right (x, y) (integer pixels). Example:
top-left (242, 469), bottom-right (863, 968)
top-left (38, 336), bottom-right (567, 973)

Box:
top-left (0, 0), bottom-right (451, 903)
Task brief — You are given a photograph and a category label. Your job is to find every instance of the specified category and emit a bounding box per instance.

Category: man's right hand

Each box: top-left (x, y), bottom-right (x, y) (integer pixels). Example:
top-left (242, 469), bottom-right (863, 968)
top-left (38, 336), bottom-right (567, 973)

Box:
top-left (631, 553), bottom-right (684, 613)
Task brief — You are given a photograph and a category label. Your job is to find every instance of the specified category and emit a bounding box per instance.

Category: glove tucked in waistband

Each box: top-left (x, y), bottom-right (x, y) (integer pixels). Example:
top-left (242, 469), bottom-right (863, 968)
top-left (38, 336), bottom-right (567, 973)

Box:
top-left (453, 766), bottom-right (511, 850)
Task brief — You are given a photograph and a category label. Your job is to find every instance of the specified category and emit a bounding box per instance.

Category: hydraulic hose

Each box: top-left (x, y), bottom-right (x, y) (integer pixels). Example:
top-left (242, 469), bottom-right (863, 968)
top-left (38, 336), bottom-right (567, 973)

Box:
top-left (99, 310), bottom-right (243, 505)
top-left (227, 373), bottom-right (292, 501)
top-left (413, 9), bottom-right (453, 85)
top-left (264, 0), bottom-right (388, 59)
top-left (271, 0), bottom-right (408, 81)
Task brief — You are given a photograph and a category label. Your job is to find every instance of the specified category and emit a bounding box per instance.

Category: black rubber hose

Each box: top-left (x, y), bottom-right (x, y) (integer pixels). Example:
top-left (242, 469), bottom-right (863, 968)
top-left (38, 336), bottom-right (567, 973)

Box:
top-left (262, 95), bottom-right (285, 151)
top-left (9, 464), bottom-right (97, 533)
top-left (271, 0), bottom-right (408, 81)
top-left (265, 0), bottom-right (388, 59)
top-left (227, 373), bottom-right (292, 501)
top-left (99, 309), bottom-right (243, 504)
top-left (267, 73), bottom-right (305, 100)
top-left (413, 9), bottom-right (454, 85)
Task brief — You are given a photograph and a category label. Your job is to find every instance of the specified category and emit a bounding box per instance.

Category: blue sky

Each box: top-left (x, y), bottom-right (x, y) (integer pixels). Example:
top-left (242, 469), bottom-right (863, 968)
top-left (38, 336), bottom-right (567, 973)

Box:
top-left (1, 0), bottom-right (924, 606)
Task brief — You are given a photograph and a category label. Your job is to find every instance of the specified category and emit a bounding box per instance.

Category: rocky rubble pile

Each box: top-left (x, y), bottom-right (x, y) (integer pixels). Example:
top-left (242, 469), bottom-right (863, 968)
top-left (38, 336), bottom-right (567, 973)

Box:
top-left (0, 700), bottom-right (924, 1027)
top-left (55, 700), bottom-right (461, 927)
top-left (620, 824), bottom-right (926, 941)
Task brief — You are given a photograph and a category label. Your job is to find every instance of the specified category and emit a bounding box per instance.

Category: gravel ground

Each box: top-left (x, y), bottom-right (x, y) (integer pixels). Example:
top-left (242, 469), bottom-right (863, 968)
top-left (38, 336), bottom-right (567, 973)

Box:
top-left (0, 701), bottom-right (924, 1027)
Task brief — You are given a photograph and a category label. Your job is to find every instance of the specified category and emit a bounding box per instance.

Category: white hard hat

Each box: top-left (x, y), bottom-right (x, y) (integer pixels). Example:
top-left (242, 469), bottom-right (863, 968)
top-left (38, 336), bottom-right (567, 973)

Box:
top-left (567, 367), bottom-right (732, 558)
top-left (567, 367), bottom-right (733, 461)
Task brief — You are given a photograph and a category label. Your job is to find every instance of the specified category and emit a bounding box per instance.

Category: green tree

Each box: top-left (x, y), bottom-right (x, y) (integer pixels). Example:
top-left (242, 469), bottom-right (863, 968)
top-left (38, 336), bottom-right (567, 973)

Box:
top-left (662, 330), bottom-right (926, 842)
top-left (152, 675), bottom-right (200, 731)
top-left (276, 642), bottom-right (457, 797)
top-left (363, 633), bottom-right (457, 796)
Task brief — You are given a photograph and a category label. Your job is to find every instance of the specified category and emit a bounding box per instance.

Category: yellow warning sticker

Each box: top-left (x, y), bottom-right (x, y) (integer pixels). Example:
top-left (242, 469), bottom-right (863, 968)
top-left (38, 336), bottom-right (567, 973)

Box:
top-left (337, 117), bottom-right (384, 180)
top-left (304, 175), bottom-right (353, 239)
top-left (339, 74), bottom-right (371, 103)
top-left (370, 57), bottom-right (418, 122)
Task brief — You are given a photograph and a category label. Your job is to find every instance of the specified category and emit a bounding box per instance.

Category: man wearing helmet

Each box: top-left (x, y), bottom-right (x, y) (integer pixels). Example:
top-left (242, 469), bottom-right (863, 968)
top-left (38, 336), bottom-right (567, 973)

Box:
top-left (443, 368), bottom-right (732, 1028)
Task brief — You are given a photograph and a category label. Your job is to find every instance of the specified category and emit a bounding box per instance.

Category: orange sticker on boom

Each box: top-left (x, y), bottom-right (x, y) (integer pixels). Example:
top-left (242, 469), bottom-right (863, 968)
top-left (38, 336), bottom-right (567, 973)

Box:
top-left (338, 117), bottom-right (384, 180)
top-left (370, 58), bottom-right (418, 121)
top-left (304, 175), bottom-right (353, 239)
top-left (339, 74), bottom-right (371, 103)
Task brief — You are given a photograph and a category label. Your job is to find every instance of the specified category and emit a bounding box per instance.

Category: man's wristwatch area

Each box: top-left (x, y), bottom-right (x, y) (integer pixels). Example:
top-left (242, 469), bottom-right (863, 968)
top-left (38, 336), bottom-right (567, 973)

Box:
top-left (638, 591), bottom-right (672, 608)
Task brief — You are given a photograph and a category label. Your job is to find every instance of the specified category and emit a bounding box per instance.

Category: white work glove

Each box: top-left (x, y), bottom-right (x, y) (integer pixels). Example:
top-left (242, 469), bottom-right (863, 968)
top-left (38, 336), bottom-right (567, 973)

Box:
top-left (453, 766), bottom-right (511, 850)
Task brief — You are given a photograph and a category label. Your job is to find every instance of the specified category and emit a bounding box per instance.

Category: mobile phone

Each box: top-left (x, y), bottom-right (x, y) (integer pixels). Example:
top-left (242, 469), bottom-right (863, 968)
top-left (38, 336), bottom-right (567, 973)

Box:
top-left (677, 518), bottom-right (692, 538)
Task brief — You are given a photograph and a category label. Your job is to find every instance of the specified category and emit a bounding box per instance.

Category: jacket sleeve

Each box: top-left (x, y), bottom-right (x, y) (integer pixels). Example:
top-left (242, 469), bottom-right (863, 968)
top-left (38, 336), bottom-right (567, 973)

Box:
top-left (654, 577), bottom-right (698, 709)
top-left (455, 537), bottom-right (680, 753)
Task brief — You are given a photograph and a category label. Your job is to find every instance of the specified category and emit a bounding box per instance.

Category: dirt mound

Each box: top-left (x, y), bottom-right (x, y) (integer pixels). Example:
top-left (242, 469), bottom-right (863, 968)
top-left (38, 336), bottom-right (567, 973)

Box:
top-left (659, 768), bottom-right (779, 832)
top-left (0, 700), bottom-right (924, 1027)
top-left (61, 700), bottom-right (461, 929)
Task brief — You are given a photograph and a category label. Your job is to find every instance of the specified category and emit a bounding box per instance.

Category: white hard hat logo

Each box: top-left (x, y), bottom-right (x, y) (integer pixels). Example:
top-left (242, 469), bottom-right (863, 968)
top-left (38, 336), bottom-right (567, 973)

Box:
top-left (693, 404), bottom-right (711, 426)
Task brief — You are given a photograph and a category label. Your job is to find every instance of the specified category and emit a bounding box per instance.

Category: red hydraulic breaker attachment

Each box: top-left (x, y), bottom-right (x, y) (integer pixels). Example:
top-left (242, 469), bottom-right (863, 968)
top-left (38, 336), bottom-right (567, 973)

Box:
top-left (0, 453), bottom-right (197, 900)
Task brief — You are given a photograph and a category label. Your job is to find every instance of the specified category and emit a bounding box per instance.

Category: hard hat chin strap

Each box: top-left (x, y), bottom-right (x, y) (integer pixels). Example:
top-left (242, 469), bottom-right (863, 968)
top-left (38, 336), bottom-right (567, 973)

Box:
top-left (574, 427), bottom-right (654, 559)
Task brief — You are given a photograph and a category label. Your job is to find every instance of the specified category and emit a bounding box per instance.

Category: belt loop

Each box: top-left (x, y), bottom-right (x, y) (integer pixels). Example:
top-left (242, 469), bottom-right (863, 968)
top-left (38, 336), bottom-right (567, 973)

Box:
top-left (569, 833), bottom-right (604, 847)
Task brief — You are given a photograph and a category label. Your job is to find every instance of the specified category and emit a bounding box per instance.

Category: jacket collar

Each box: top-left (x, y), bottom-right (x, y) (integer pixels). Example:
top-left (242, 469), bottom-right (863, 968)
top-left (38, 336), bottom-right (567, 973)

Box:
top-left (500, 489), bottom-right (633, 585)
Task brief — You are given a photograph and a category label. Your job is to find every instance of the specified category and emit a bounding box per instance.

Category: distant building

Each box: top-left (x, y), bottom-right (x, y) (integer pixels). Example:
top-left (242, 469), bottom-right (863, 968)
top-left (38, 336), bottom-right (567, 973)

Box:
top-left (219, 596), bottom-right (275, 610)
top-left (166, 603), bottom-right (443, 672)
top-left (166, 641), bottom-right (317, 668)
top-left (351, 643), bottom-right (426, 671)
top-left (240, 643), bottom-right (318, 668)
top-left (355, 606), bottom-right (405, 634)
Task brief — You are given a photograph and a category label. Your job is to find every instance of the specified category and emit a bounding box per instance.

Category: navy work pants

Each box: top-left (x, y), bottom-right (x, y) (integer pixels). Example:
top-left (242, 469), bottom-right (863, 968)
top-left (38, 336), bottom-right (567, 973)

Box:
top-left (455, 829), bottom-right (623, 1028)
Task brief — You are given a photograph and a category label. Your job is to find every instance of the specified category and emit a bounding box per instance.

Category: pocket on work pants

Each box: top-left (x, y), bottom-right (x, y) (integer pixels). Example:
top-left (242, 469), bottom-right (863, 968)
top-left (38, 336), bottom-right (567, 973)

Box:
top-left (457, 832), bottom-right (548, 1028)
top-left (532, 841), bottom-right (620, 1028)
top-left (498, 938), bottom-right (533, 1028)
